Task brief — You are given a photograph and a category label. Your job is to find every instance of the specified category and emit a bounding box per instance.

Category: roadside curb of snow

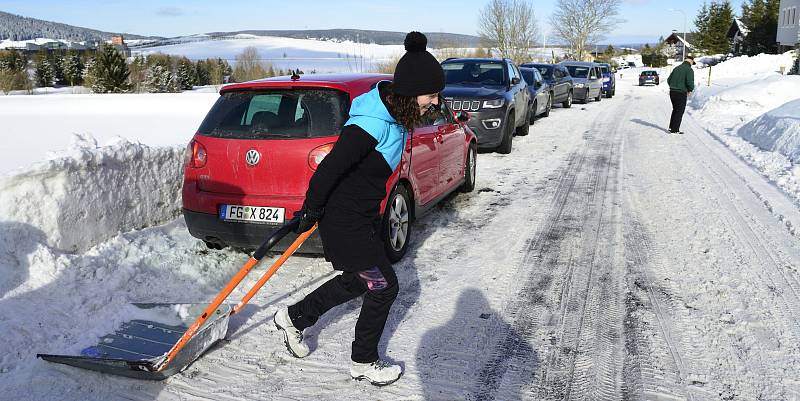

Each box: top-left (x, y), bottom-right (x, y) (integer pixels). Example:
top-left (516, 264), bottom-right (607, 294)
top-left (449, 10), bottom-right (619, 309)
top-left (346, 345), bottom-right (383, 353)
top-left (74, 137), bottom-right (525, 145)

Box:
top-left (0, 134), bottom-right (184, 253)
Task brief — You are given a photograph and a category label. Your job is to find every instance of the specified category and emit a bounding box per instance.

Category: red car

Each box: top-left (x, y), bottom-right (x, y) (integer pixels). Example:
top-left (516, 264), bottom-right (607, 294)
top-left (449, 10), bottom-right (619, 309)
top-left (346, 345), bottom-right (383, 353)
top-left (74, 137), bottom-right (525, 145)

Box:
top-left (182, 73), bottom-right (477, 261)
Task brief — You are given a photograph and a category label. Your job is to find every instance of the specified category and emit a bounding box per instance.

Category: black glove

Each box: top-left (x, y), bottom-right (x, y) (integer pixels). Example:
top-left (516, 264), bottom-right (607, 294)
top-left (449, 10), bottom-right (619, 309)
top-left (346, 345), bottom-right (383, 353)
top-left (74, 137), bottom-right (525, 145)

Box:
top-left (293, 205), bottom-right (323, 233)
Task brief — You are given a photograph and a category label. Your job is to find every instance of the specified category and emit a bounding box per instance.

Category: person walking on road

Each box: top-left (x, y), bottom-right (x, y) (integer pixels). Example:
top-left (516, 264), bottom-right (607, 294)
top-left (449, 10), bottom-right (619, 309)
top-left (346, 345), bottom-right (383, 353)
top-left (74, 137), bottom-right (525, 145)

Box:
top-left (667, 55), bottom-right (696, 134)
top-left (272, 31), bottom-right (444, 386)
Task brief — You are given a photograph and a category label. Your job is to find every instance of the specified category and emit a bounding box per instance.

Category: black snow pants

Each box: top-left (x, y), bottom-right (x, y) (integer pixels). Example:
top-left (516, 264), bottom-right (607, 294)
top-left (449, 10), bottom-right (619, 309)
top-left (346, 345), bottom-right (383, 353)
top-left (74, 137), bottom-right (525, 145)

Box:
top-left (669, 90), bottom-right (688, 133)
top-left (287, 264), bottom-right (398, 363)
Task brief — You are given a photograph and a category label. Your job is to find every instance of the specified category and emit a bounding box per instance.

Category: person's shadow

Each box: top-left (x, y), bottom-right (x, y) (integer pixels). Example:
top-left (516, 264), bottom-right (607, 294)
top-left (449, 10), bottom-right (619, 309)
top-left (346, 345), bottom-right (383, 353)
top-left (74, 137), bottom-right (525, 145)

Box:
top-left (417, 288), bottom-right (539, 400)
top-left (630, 118), bottom-right (670, 134)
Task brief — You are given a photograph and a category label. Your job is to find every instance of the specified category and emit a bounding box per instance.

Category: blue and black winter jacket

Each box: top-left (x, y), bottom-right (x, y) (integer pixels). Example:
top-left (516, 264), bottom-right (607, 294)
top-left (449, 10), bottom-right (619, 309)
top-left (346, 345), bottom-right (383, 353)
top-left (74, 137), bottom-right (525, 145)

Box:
top-left (304, 81), bottom-right (406, 271)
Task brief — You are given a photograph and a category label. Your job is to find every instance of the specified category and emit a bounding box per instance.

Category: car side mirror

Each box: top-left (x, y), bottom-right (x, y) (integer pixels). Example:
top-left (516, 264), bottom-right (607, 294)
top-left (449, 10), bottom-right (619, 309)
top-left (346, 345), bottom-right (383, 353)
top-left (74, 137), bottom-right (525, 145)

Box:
top-left (511, 77), bottom-right (521, 85)
top-left (456, 111), bottom-right (470, 123)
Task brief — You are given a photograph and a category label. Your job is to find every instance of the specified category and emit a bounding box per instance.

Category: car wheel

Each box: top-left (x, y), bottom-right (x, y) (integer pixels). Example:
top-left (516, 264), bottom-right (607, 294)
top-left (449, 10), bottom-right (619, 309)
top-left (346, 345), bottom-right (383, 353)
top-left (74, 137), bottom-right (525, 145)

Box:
top-left (382, 184), bottom-right (411, 262)
top-left (516, 109), bottom-right (529, 136)
top-left (497, 112), bottom-right (514, 154)
top-left (563, 90), bottom-right (573, 108)
top-left (542, 94), bottom-right (552, 117)
top-left (460, 142), bottom-right (477, 193)
top-left (528, 100), bottom-right (537, 125)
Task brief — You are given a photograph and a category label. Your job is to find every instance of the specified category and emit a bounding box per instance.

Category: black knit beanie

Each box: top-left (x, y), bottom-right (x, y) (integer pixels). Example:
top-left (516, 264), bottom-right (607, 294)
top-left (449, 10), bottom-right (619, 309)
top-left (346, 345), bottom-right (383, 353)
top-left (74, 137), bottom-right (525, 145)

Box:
top-left (392, 32), bottom-right (445, 96)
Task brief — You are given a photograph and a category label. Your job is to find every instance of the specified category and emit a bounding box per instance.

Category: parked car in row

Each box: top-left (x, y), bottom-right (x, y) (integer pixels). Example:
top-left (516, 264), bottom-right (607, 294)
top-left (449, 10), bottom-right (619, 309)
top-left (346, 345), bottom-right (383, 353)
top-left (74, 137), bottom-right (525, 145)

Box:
top-left (519, 67), bottom-right (552, 123)
top-left (182, 73), bottom-right (477, 262)
top-left (639, 70), bottom-right (660, 86)
top-left (559, 61), bottom-right (603, 103)
top-left (597, 62), bottom-right (616, 98)
top-left (520, 63), bottom-right (574, 109)
top-left (440, 58), bottom-right (531, 154)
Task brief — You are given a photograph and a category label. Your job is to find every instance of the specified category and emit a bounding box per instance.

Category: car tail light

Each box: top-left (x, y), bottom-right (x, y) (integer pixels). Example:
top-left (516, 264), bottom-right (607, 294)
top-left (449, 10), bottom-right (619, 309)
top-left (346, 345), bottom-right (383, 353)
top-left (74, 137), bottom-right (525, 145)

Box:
top-left (185, 140), bottom-right (207, 168)
top-left (308, 143), bottom-right (335, 171)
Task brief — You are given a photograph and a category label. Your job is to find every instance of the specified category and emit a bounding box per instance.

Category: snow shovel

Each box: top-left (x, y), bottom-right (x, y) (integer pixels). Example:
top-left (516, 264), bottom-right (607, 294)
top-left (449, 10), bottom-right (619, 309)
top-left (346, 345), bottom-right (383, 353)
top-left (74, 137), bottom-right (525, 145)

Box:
top-left (37, 218), bottom-right (316, 380)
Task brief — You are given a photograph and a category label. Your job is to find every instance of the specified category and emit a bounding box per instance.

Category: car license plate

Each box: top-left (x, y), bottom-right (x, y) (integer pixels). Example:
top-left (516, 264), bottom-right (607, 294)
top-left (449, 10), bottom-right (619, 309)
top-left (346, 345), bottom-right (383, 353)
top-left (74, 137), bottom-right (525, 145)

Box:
top-left (220, 204), bottom-right (284, 224)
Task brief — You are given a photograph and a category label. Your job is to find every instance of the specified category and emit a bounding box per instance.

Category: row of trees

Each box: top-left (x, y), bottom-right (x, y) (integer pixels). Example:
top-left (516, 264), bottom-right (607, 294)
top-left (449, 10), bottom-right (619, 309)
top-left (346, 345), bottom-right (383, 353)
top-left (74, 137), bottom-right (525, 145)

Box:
top-left (693, 0), bottom-right (782, 56)
top-left (478, 0), bottom-right (621, 63)
top-left (0, 45), bottom-right (310, 94)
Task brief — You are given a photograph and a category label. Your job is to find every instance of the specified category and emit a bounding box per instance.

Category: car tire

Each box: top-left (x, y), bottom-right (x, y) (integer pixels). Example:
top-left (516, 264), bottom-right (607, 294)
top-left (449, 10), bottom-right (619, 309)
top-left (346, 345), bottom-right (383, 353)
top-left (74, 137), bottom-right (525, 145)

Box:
top-left (460, 142), bottom-right (477, 193)
top-left (563, 90), bottom-right (573, 108)
top-left (382, 184), bottom-right (411, 263)
top-left (497, 112), bottom-right (514, 154)
top-left (542, 94), bottom-right (552, 117)
top-left (516, 109), bottom-right (529, 136)
top-left (528, 100), bottom-right (537, 125)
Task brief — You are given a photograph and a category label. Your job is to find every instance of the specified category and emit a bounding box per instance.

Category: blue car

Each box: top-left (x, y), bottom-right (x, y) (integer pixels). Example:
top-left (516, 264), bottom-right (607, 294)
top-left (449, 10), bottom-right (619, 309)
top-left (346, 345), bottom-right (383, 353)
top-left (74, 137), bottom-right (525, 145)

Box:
top-left (597, 63), bottom-right (615, 98)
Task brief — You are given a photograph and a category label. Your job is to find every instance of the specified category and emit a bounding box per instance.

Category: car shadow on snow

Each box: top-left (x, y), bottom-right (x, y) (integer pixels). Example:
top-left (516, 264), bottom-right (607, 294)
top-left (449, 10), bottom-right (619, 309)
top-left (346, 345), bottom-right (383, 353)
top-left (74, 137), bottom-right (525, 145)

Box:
top-left (416, 288), bottom-right (539, 400)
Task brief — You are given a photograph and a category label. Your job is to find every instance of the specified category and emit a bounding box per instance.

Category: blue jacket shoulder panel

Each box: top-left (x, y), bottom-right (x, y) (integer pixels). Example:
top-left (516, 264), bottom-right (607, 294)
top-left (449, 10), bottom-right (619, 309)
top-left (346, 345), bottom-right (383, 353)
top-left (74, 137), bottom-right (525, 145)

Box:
top-left (344, 82), bottom-right (406, 170)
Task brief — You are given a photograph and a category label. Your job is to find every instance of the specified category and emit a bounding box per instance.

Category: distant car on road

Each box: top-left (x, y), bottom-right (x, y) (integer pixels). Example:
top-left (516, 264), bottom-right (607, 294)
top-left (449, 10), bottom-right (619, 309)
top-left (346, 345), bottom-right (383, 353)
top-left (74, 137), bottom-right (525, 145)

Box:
top-left (639, 70), bottom-right (660, 86)
top-left (520, 63), bottom-right (574, 109)
top-left (441, 58), bottom-right (531, 154)
top-left (519, 67), bottom-right (552, 124)
top-left (560, 61), bottom-right (603, 103)
top-left (597, 62), bottom-right (616, 98)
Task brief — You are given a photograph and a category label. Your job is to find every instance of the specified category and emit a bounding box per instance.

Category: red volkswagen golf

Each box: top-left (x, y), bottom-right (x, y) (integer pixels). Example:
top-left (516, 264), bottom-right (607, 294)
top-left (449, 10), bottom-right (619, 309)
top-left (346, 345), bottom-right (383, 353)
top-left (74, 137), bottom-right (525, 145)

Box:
top-left (182, 73), bottom-right (477, 261)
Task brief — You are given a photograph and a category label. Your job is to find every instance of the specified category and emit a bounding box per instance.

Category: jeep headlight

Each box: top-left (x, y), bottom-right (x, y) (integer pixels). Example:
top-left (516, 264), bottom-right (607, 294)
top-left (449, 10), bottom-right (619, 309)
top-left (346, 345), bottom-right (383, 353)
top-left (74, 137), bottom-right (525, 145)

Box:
top-left (574, 83), bottom-right (586, 88)
top-left (482, 98), bottom-right (505, 109)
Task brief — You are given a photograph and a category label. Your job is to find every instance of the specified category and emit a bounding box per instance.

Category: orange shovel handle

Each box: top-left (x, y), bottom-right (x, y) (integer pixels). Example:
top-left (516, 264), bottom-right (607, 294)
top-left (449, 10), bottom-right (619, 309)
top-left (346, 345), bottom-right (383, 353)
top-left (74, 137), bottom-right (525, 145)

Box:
top-left (155, 223), bottom-right (315, 372)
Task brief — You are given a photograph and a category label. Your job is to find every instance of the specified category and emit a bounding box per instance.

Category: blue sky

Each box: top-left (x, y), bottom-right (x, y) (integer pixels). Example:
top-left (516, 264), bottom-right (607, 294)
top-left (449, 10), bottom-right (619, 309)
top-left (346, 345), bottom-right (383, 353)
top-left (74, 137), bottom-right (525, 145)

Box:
top-left (0, 0), bottom-right (746, 44)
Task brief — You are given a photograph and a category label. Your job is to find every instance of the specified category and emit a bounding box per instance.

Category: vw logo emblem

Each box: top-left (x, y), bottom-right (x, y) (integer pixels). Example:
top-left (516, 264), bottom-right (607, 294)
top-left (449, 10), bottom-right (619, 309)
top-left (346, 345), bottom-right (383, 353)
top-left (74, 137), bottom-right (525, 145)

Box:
top-left (245, 149), bottom-right (260, 166)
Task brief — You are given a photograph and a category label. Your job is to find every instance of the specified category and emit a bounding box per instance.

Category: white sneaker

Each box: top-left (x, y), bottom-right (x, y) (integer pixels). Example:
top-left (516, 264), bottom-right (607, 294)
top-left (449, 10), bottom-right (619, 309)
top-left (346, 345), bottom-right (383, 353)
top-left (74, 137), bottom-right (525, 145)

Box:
top-left (350, 359), bottom-right (403, 386)
top-left (273, 307), bottom-right (310, 358)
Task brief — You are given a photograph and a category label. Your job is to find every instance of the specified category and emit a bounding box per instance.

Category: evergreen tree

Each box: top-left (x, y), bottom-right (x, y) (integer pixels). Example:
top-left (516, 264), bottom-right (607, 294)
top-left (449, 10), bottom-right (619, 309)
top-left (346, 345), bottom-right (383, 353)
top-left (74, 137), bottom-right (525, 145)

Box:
top-left (91, 45), bottom-right (131, 93)
top-left (694, 3), bottom-right (711, 52)
top-left (176, 57), bottom-right (196, 90)
top-left (195, 59), bottom-right (210, 86)
top-left (695, 1), bottom-right (734, 54)
top-left (127, 55), bottom-right (147, 92)
top-left (144, 64), bottom-right (179, 93)
top-left (34, 50), bottom-right (54, 88)
top-left (0, 50), bottom-right (29, 93)
top-left (741, 0), bottom-right (780, 55)
top-left (63, 50), bottom-right (84, 86)
top-left (51, 51), bottom-right (67, 85)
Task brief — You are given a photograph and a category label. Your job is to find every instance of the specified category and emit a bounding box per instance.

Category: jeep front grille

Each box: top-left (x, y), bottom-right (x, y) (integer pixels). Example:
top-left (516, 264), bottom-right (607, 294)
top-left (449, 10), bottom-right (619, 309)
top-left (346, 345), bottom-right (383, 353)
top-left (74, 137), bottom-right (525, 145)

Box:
top-left (446, 99), bottom-right (481, 111)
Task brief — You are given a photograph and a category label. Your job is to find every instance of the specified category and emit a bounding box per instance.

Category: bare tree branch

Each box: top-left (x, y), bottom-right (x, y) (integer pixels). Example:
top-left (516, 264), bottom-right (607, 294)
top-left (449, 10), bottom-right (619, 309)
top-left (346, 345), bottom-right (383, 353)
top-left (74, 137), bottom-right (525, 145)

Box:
top-left (550, 0), bottom-right (622, 60)
top-left (479, 0), bottom-right (539, 64)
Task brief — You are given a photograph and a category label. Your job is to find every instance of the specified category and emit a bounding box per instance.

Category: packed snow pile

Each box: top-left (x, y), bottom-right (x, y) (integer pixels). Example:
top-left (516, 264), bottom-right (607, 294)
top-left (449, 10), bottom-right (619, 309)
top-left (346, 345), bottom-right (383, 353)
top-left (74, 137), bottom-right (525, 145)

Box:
top-left (688, 52), bottom-right (800, 204)
top-left (0, 134), bottom-right (185, 252)
top-left (738, 99), bottom-right (800, 163)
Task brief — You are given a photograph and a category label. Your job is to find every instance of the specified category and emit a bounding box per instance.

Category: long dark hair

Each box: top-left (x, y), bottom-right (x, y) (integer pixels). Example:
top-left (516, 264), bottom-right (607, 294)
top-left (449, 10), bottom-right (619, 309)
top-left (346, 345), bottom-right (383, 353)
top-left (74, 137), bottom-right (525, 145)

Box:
top-left (384, 83), bottom-right (425, 133)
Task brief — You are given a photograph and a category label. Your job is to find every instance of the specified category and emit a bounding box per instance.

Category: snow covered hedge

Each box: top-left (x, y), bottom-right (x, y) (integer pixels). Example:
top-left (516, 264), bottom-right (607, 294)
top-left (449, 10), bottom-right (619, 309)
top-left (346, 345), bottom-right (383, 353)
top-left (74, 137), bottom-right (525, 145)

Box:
top-left (738, 99), bottom-right (800, 163)
top-left (0, 135), bottom-right (184, 252)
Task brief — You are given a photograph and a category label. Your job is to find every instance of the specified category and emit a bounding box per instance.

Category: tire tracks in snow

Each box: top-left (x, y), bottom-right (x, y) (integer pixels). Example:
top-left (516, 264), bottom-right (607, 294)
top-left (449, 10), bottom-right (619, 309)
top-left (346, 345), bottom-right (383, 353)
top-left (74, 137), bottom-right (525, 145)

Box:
top-left (474, 99), bottom-right (632, 401)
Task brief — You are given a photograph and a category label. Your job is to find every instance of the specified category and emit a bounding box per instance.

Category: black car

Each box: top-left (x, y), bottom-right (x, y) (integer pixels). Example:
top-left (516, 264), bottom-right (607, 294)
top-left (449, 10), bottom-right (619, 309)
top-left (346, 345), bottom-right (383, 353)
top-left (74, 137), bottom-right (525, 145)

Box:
top-left (520, 63), bottom-right (573, 109)
top-left (519, 67), bottom-right (552, 124)
top-left (441, 58), bottom-right (531, 154)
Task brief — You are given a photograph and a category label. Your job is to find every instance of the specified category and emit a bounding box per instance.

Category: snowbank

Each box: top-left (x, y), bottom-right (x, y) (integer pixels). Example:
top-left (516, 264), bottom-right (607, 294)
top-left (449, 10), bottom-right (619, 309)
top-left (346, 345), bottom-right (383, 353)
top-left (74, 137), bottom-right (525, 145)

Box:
top-left (688, 52), bottom-right (800, 204)
top-left (738, 99), bottom-right (800, 163)
top-left (0, 134), bottom-right (185, 252)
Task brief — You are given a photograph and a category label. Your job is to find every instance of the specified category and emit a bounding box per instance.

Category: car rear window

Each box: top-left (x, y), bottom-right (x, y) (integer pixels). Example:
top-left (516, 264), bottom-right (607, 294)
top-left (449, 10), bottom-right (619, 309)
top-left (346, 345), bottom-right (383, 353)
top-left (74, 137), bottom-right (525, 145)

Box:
top-left (442, 61), bottom-right (507, 86)
top-left (642, 71), bottom-right (658, 76)
top-left (197, 88), bottom-right (350, 139)
top-left (565, 66), bottom-right (589, 78)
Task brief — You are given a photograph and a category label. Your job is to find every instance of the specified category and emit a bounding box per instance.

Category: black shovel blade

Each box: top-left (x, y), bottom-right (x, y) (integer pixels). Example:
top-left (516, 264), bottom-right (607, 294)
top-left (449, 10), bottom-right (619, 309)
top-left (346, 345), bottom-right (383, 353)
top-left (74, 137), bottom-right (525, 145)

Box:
top-left (37, 303), bottom-right (231, 380)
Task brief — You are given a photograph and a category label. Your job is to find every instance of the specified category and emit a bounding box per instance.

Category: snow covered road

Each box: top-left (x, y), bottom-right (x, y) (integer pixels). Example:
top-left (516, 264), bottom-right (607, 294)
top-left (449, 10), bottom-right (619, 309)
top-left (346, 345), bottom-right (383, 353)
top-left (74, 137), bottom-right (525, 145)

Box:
top-left (2, 70), bottom-right (800, 400)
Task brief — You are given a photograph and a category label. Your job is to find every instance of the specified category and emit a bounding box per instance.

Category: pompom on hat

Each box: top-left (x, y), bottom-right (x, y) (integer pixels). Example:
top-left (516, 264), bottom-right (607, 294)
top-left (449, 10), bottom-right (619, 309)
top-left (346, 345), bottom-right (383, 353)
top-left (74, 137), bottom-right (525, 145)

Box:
top-left (392, 31), bottom-right (445, 97)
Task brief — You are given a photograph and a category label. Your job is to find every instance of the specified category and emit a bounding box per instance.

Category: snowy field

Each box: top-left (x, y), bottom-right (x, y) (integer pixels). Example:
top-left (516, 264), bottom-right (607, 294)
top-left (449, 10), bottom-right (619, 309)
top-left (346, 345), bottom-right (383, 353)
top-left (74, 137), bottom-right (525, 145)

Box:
top-left (1, 54), bottom-right (800, 400)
